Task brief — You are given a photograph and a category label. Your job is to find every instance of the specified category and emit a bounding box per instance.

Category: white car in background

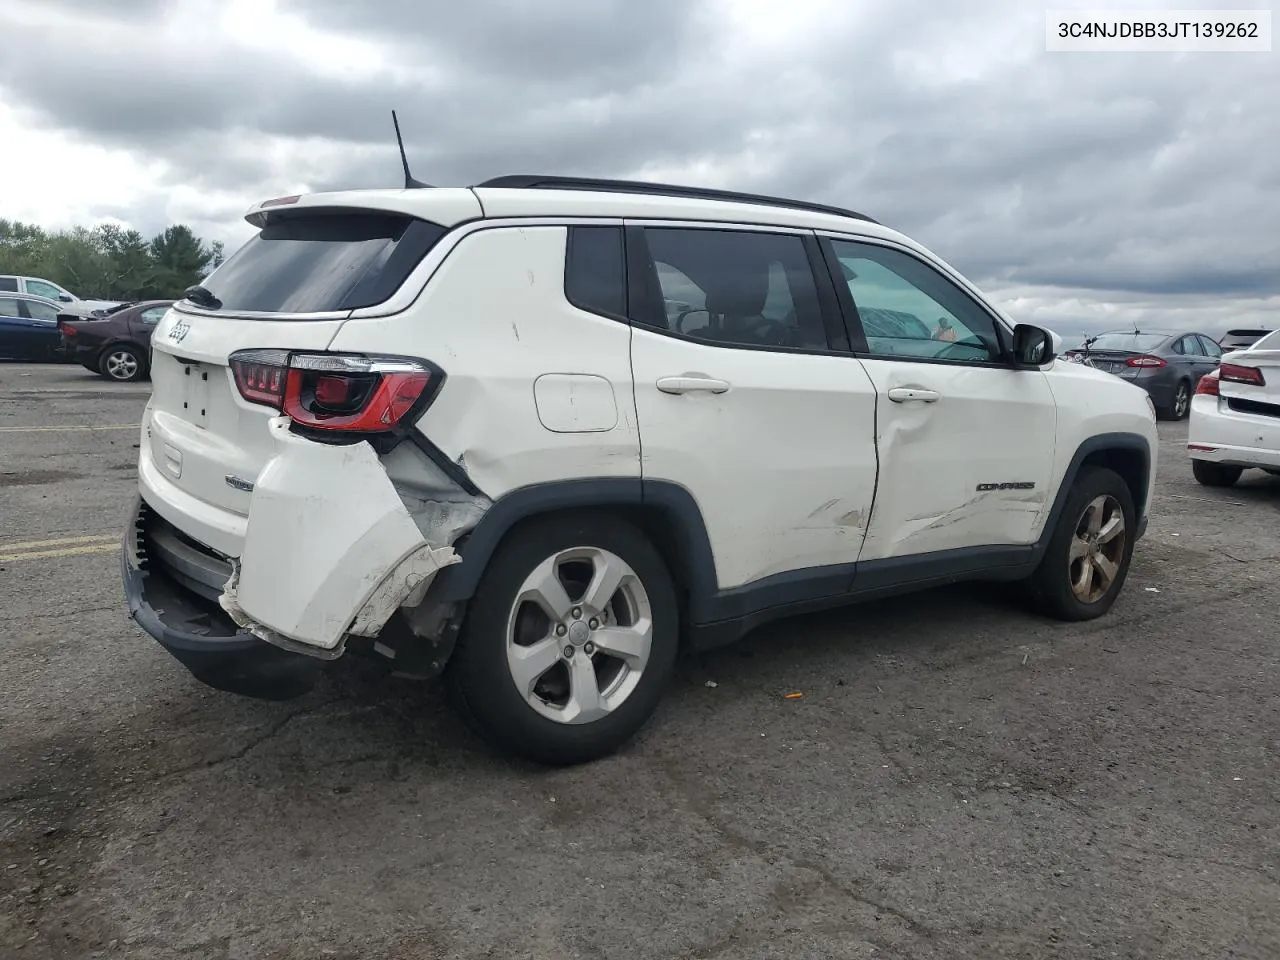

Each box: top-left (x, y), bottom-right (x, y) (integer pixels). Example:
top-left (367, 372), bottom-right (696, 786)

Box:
top-left (1188, 329), bottom-right (1280, 486)
top-left (0, 275), bottom-right (124, 317)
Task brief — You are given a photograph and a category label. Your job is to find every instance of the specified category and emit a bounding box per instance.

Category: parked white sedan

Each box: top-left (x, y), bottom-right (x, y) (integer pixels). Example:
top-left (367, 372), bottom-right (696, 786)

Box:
top-left (1188, 330), bottom-right (1280, 486)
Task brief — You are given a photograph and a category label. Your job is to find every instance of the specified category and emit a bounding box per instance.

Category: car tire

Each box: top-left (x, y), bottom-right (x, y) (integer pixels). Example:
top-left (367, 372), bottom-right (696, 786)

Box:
top-left (99, 344), bottom-right (148, 382)
top-left (446, 511), bottom-right (679, 766)
top-left (1158, 380), bottom-right (1191, 421)
top-left (1192, 459), bottom-right (1243, 487)
top-left (1025, 466), bottom-right (1136, 622)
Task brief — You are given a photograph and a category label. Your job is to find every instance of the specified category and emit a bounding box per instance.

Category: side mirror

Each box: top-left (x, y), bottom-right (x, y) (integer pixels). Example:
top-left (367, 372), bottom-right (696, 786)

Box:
top-left (1012, 324), bottom-right (1060, 368)
top-left (58, 294), bottom-right (74, 302)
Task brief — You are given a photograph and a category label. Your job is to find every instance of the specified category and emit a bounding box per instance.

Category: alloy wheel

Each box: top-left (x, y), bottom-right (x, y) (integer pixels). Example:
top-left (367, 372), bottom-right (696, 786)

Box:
top-left (1068, 494), bottom-right (1126, 604)
top-left (505, 546), bottom-right (653, 724)
top-left (104, 350), bottom-right (139, 381)
top-left (1174, 383), bottom-right (1190, 418)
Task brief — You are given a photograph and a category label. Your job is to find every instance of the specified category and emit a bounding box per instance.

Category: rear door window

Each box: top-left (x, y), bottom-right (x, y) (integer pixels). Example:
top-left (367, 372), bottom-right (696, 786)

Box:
top-left (199, 212), bottom-right (447, 314)
top-left (0, 278), bottom-right (18, 292)
top-left (637, 227), bottom-right (830, 350)
top-left (25, 300), bottom-right (58, 322)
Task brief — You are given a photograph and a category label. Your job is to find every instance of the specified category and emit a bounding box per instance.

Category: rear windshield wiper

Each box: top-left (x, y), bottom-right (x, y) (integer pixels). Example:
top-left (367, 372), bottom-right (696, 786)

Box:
top-left (184, 284), bottom-right (222, 310)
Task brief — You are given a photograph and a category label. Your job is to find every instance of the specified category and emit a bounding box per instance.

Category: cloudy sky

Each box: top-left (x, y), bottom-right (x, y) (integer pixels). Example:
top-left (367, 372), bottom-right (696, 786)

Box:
top-left (1, 0), bottom-right (1276, 340)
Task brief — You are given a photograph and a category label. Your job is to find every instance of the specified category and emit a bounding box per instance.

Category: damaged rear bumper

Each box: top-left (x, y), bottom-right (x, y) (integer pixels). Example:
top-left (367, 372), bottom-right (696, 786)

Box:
top-left (126, 418), bottom-right (482, 696)
top-left (122, 496), bottom-right (322, 699)
top-left (214, 418), bottom-right (461, 656)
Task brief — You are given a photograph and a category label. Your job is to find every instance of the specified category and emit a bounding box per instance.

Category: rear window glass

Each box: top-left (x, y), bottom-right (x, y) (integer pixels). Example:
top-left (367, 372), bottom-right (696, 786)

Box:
top-left (1089, 333), bottom-right (1167, 351)
top-left (0, 278), bottom-right (18, 292)
top-left (200, 212), bottom-right (447, 314)
top-left (1251, 330), bottom-right (1280, 351)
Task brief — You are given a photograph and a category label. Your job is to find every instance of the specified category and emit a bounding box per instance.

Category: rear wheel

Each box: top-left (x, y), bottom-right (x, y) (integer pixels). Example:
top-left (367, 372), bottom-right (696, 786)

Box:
top-left (1158, 380), bottom-right (1191, 421)
top-left (100, 344), bottom-right (147, 382)
top-left (1025, 466), bottom-right (1135, 621)
top-left (446, 512), bottom-right (679, 765)
top-left (1192, 459), bottom-right (1243, 487)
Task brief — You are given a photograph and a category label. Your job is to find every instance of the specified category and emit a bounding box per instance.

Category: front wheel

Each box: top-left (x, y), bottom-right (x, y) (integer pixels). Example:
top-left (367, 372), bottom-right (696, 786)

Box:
top-left (446, 512), bottom-right (679, 765)
top-left (1025, 466), bottom-right (1136, 621)
top-left (1192, 459), bottom-right (1243, 487)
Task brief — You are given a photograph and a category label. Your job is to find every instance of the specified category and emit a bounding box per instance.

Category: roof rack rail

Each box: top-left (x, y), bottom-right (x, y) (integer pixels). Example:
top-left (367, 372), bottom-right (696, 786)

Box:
top-left (474, 175), bottom-right (878, 225)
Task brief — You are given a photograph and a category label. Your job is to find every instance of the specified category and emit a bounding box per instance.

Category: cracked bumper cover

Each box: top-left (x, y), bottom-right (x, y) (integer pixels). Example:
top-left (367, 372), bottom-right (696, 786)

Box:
top-left (214, 419), bottom-right (460, 656)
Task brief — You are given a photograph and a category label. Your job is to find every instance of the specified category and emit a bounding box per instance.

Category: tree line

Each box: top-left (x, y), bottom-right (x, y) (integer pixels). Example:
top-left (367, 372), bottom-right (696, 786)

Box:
top-left (0, 219), bottom-right (226, 302)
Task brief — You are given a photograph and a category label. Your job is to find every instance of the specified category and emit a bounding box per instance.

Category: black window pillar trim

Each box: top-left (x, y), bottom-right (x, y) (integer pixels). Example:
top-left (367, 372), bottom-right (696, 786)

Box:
top-left (624, 224), bottom-right (663, 329)
top-left (803, 233), bottom-right (850, 353)
top-left (816, 235), bottom-right (868, 354)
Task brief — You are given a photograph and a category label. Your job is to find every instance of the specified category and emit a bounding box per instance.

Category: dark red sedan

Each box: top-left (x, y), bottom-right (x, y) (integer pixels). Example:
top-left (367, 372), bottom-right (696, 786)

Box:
top-left (58, 300), bottom-right (174, 382)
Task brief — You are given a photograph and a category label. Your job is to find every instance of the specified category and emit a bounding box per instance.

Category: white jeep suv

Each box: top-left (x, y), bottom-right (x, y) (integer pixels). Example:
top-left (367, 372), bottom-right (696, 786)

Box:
top-left (123, 176), bottom-right (1158, 764)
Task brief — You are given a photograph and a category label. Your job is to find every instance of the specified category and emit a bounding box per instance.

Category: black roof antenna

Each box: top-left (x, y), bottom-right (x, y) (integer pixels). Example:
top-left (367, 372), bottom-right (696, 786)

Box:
top-left (392, 110), bottom-right (430, 189)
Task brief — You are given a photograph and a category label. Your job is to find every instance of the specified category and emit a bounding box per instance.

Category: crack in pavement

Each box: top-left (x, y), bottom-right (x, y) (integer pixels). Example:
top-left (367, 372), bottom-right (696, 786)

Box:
top-left (144, 697), bottom-right (344, 788)
top-left (656, 759), bottom-right (939, 940)
top-left (0, 604), bottom-right (121, 625)
top-left (1110, 839), bottom-right (1280, 887)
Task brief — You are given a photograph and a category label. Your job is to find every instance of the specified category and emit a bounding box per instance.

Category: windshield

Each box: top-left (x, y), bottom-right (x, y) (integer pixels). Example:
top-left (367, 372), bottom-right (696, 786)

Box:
top-left (200, 212), bottom-right (447, 314)
top-left (1086, 332), bottom-right (1167, 352)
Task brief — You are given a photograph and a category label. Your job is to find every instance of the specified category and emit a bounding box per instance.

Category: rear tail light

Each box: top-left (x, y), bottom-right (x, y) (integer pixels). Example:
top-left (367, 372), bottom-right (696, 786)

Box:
top-left (230, 349), bottom-right (288, 405)
top-left (57, 321), bottom-right (76, 337)
top-left (229, 350), bottom-right (440, 434)
top-left (1195, 370), bottom-right (1220, 397)
top-left (1220, 362), bottom-right (1266, 386)
top-left (1126, 355), bottom-right (1166, 368)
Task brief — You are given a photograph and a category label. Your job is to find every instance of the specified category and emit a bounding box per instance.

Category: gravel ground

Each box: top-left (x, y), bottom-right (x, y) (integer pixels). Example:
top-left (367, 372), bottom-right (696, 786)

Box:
top-left (2, 361), bottom-right (1278, 960)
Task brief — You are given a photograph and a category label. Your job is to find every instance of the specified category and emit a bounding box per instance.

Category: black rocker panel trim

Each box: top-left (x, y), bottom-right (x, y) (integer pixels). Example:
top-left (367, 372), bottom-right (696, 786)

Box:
top-left (429, 432), bottom-right (1152, 647)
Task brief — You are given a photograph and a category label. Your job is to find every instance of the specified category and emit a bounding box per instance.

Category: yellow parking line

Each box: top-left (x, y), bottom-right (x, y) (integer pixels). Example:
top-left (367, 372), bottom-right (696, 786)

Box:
top-left (0, 543), bottom-right (121, 563)
top-left (0, 423), bottom-right (140, 433)
top-left (1, 534), bottom-right (118, 551)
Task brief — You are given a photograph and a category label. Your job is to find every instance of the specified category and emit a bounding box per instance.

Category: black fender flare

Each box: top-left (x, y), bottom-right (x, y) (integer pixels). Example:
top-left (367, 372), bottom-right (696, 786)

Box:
top-left (1033, 431), bottom-right (1153, 557)
top-left (428, 478), bottom-right (721, 618)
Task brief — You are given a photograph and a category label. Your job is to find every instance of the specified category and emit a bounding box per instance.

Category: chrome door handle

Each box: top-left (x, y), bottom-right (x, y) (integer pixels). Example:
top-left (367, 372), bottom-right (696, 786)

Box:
top-left (656, 376), bottom-right (731, 395)
top-left (887, 387), bottom-right (940, 403)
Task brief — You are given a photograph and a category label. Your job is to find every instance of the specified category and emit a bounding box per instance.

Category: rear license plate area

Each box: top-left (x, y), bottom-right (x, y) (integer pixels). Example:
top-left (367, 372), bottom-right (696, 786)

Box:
top-left (178, 361), bottom-right (212, 428)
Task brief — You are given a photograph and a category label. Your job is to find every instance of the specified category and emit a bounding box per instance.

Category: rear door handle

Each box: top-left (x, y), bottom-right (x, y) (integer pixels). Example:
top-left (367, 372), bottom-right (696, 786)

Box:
top-left (656, 376), bottom-right (731, 395)
top-left (887, 387), bottom-right (940, 403)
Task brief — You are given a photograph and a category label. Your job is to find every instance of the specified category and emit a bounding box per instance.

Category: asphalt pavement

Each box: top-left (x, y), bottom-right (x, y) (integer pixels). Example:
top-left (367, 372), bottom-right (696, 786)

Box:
top-left (2, 361), bottom-right (1278, 959)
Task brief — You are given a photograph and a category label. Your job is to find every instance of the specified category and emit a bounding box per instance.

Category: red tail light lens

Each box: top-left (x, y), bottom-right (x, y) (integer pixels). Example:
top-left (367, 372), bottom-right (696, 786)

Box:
top-left (1126, 355), bottom-right (1166, 368)
top-left (1220, 362), bottom-right (1266, 386)
top-left (230, 350), bottom-right (289, 406)
top-left (1195, 370), bottom-right (1220, 396)
top-left (229, 350), bottom-right (439, 434)
top-left (57, 321), bottom-right (76, 337)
